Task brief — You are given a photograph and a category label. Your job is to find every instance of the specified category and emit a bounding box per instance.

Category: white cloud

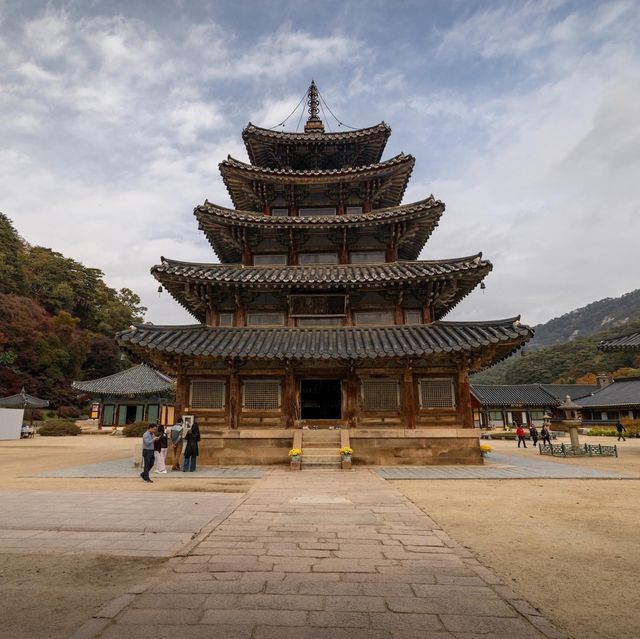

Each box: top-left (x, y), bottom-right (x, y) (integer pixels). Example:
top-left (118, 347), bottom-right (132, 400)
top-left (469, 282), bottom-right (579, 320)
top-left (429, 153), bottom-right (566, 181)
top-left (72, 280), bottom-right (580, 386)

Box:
top-left (1, 0), bottom-right (640, 333)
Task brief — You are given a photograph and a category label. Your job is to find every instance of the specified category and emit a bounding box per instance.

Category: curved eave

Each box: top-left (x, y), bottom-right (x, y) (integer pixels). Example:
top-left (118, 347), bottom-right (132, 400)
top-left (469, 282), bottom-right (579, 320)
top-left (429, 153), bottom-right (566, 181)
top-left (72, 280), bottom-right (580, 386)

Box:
top-left (242, 121), bottom-right (392, 168)
top-left (116, 318), bottom-right (532, 373)
top-left (152, 255), bottom-right (492, 322)
top-left (194, 197), bottom-right (444, 263)
top-left (219, 153), bottom-right (415, 210)
top-left (598, 332), bottom-right (640, 352)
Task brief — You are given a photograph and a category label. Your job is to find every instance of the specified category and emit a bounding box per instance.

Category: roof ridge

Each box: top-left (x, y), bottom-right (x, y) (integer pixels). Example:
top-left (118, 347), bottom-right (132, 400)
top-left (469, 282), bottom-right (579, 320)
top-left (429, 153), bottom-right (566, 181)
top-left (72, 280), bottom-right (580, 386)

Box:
top-left (155, 255), bottom-right (488, 269)
top-left (198, 195), bottom-right (440, 217)
top-left (221, 153), bottom-right (414, 175)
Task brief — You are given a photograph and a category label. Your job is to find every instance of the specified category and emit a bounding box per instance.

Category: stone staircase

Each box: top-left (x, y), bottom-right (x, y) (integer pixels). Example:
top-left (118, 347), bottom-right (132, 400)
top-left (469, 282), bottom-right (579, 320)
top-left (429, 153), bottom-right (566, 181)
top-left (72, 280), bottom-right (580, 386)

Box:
top-left (301, 428), bottom-right (342, 470)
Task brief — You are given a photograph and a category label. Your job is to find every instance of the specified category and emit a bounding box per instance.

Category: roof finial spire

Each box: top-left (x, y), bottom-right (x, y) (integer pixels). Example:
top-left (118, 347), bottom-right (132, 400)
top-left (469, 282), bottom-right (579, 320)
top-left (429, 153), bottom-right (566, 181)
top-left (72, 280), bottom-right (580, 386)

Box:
top-left (304, 80), bottom-right (324, 133)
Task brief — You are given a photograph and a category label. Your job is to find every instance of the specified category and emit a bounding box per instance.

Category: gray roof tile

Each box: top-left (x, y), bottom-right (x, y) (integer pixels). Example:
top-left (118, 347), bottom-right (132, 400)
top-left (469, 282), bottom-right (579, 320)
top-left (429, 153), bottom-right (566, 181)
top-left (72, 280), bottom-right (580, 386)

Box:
top-left (470, 384), bottom-right (557, 407)
top-left (72, 364), bottom-right (173, 397)
top-left (576, 377), bottom-right (640, 408)
top-left (117, 319), bottom-right (531, 366)
top-left (598, 331), bottom-right (640, 352)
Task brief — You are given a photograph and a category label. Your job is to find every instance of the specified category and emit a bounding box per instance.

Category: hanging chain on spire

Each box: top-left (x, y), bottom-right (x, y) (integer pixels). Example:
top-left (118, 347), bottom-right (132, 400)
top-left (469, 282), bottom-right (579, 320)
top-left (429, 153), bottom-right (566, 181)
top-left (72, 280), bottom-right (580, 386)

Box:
top-left (304, 80), bottom-right (325, 133)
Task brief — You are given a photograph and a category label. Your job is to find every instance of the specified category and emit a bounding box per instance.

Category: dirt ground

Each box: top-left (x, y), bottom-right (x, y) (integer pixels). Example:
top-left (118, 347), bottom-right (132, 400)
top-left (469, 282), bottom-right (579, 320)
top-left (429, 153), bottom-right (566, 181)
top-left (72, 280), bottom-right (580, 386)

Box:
top-left (0, 552), bottom-right (162, 639)
top-left (0, 434), bottom-right (253, 638)
top-left (396, 437), bottom-right (640, 639)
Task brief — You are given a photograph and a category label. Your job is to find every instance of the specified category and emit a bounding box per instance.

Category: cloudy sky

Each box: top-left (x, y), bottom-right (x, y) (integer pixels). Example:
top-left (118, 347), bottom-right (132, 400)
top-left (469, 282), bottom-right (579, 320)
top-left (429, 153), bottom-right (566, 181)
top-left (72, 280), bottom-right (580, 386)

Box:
top-left (2, 0), bottom-right (639, 327)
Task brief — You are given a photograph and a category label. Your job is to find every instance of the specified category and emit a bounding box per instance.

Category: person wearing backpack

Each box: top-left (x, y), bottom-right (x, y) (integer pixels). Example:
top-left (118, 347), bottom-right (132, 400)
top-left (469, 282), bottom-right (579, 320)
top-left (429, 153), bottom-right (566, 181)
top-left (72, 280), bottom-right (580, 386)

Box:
top-left (170, 418), bottom-right (184, 470)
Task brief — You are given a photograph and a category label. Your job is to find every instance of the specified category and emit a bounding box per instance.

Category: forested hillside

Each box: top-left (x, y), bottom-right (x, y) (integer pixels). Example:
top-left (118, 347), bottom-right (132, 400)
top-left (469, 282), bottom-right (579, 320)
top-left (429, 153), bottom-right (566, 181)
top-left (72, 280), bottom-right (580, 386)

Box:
top-left (0, 213), bottom-right (145, 408)
top-left (473, 319), bottom-right (640, 384)
top-left (531, 290), bottom-right (640, 347)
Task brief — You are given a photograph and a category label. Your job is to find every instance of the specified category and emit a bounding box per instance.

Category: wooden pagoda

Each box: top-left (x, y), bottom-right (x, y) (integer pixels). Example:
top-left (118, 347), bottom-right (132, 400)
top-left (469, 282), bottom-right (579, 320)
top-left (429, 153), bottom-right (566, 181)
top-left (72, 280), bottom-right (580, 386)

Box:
top-left (118, 82), bottom-right (533, 465)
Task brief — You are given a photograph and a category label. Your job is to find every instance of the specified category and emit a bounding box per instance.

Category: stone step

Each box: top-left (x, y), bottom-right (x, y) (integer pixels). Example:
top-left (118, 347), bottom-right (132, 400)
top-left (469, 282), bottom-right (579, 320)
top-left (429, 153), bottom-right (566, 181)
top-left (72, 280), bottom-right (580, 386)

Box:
top-left (302, 435), bottom-right (341, 443)
top-left (301, 461), bottom-right (342, 470)
top-left (302, 454), bottom-right (342, 462)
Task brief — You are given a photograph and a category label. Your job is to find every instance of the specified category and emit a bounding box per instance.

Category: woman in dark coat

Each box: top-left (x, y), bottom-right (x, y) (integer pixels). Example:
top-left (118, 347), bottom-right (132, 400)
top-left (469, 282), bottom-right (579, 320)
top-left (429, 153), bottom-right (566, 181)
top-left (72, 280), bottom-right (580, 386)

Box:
top-left (183, 421), bottom-right (201, 472)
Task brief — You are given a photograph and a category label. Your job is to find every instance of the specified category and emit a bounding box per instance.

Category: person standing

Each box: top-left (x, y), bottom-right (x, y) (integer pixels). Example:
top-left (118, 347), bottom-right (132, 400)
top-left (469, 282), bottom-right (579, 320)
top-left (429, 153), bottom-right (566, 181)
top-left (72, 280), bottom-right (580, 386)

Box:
top-left (540, 424), bottom-right (552, 447)
top-left (154, 425), bottom-right (168, 473)
top-left (515, 424), bottom-right (527, 448)
top-left (529, 424), bottom-right (539, 447)
top-left (140, 423), bottom-right (158, 483)
top-left (183, 421), bottom-right (201, 472)
top-left (170, 418), bottom-right (184, 470)
top-left (616, 421), bottom-right (627, 441)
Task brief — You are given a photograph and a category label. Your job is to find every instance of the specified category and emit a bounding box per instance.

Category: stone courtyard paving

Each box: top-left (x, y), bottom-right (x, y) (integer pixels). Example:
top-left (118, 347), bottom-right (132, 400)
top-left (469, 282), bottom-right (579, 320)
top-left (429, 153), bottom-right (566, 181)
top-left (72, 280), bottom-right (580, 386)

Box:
top-left (0, 490), bottom-right (242, 557)
top-left (74, 468), bottom-right (565, 639)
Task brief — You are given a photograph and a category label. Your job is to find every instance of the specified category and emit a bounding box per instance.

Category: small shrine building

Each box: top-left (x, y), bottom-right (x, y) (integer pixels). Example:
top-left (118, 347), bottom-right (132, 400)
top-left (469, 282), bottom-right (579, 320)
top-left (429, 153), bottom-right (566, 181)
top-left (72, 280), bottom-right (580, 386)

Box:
top-left (118, 83), bottom-right (532, 464)
top-left (72, 364), bottom-right (175, 427)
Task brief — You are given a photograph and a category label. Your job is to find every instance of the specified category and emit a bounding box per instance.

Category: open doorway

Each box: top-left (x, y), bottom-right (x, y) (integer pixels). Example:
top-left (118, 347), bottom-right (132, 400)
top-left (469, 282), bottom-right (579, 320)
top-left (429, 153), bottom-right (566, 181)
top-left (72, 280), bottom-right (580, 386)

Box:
top-left (300, 379), bottom-right (342, 420)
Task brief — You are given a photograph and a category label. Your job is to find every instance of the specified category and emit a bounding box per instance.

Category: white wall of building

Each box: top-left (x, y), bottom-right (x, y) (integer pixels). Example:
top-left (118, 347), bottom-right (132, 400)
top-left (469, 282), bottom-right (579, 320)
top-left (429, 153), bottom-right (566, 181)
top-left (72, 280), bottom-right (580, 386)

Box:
top-left (0, 408), bottom-right (24, 440)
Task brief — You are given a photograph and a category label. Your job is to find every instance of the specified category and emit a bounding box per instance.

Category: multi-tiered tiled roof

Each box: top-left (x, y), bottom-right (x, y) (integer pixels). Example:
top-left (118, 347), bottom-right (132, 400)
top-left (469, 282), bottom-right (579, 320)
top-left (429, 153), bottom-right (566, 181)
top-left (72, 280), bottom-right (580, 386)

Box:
top-left (118, 81), bottom-right (532, 371)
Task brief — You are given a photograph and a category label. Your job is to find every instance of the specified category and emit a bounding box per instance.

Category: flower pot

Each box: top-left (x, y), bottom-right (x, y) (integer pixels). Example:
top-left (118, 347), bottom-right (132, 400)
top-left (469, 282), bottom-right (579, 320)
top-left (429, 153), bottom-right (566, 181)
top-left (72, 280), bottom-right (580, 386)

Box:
top-left (290, 455), bottom-right (301, 462)
top-left (341, 454), bottom-right (352, 462)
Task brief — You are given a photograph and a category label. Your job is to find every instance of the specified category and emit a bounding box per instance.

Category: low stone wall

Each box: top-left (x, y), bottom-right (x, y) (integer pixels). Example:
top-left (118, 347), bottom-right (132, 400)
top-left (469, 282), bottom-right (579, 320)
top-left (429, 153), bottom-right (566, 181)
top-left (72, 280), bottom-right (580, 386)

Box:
top-left (187, 428), bottom-right (480, 466)
top-left (350, 428), bottom-right (481, 465)
top-left (197, 429), bottom-right (293, 465)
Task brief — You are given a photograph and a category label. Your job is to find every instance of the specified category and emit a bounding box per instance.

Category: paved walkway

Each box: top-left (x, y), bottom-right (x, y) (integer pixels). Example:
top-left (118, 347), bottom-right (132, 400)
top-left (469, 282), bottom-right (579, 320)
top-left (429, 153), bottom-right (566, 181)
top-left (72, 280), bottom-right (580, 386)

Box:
top-left (32, 458), bottom-right (265, 479)
top-left (0, 490), bottom-right (241, 556)
top-left (76, 469), bottom-right (565, 639)
top-left (376, 452), bottom-right (630, 479)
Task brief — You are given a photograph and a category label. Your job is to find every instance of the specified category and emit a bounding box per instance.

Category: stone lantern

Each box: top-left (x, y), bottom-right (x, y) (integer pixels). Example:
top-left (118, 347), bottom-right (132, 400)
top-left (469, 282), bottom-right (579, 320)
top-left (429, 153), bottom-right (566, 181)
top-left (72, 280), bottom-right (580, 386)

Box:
top-left (557, 395), bottom-right (582, 450)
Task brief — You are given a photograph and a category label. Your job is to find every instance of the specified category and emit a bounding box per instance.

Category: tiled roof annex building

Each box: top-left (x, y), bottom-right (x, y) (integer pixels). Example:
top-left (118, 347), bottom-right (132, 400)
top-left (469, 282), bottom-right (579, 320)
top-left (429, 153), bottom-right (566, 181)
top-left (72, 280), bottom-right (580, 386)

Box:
top-left (118, 82), bottom-right (533, 465)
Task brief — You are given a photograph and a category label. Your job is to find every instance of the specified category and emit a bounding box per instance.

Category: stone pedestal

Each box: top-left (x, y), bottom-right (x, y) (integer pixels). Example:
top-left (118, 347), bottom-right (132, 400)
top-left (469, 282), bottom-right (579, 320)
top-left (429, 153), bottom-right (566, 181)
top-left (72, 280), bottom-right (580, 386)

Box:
top-left (290, 460), bottom-right (301, 471)
top-left (341, 458), bottom-right (352, 470)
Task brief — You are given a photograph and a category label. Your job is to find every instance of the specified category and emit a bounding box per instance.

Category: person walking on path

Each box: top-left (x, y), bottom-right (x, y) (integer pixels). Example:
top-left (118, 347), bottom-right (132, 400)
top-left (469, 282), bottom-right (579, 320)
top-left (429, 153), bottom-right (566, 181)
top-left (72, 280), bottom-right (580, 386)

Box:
top-left (183, 421), bottom-right (201, 472)
top-left (140, 423), bottom-right (158, 483)
top-left (170, 418), bottom-right (184, 470)
top-left (541, 424), bottom-right (552, 447)
top-left (154, 425), bottom-right (168, 473)
top-left (616, 421), bottom-right (627, 441)
top-left (529, 424), bottom-right (539, 447)
top-left (516, 424), bottom-right (527, 448)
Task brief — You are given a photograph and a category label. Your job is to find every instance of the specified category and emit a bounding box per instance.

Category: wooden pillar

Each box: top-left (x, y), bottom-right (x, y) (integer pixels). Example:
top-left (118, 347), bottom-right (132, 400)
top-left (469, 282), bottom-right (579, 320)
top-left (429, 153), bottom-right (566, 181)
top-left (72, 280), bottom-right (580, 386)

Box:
top-left (394, 304), bottom-right (404, 325)
top-left (228, 368), bottom-right (240, 430)
top-left (281, 367), bottom-right (297, 428)
top-left (422, 305), bottom-right (433, 324)
top-left (402, 367), bottom-right (416, 429)
top-left (242, 246), bottom-right (252, 266)
top-left (205, 306), bottom-right (217, 327)
top-left (345, 368), bottom-right (360, 428)
top-left (457, 368), bottom-right (474, 429)
top-left (174, 368), bottom-right (189, 419)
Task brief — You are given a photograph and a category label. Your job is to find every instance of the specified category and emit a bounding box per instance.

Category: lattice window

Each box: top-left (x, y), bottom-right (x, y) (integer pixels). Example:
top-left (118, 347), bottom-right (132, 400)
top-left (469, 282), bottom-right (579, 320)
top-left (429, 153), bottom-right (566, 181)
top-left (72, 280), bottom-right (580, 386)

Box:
top-left (419, 378), bottom-right (455, 408)
top-left (346, 206), bottom-right (363, 215)
top-left (243, 380), bottom-right (281, 410)
top-left (298, 207), bottom-right (336, 216)
top-left (246, 312), bottom-right (286, 326)
top-left (190, 380), bottom-right (226, 409)
top-left (404, 309), bottom-right (422, 325)
top-left (298, 252), bottom-right (339, 265)
top-left (296, 317), bottom-right (343, 327)
top-left (354, 310), bottom-right (395, 325)
top-left (362, 378), bottom-right (400, 411)
top-left (218, 312), bottom-right (234, 327)
top-left (350, 251), bottom-right (386, 264)
top-left (271, 208), bottom-right (289, 217)
top-left (254, 254), bottom-right (288, 266)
